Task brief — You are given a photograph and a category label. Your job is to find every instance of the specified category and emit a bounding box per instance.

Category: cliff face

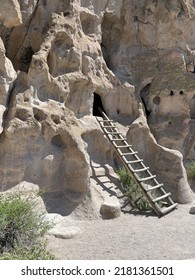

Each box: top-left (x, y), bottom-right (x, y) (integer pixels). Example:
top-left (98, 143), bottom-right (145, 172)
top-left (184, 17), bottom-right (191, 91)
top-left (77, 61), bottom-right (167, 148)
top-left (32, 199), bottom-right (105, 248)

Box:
top-left (0, 0), bottom-right (194, 218)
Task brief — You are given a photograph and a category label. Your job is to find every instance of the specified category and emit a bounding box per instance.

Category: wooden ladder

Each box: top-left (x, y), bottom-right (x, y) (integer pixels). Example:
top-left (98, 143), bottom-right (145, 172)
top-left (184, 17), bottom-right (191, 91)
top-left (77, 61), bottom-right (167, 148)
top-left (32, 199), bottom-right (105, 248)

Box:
top-left (96, 109), bottom-right (178, 216)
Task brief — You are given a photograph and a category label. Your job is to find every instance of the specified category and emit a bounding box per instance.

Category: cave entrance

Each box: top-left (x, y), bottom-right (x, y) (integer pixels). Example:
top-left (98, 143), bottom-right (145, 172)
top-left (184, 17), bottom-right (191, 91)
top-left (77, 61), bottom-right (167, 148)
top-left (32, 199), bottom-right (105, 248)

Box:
top-left (93, 93), bottom-right (106, 117)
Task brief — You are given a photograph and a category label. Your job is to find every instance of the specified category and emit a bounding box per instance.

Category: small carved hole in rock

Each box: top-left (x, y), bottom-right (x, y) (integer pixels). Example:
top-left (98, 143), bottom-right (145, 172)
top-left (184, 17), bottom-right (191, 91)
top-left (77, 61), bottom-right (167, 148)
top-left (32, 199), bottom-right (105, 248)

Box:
top-left (180, 90), bottom-right (184, 95)
top-left (117, 109), bottom-right (120, 115)
top-left (153, 96), bottom-right (160, 105)
top-left (24, 97), bottom-right (30, 102)
top-left (170, 90), bottom-right (174, 96)
top-left (51, 114), bottom-right (61, 124)
top-left (93, 93), bottom-right (106, 117)
top-left (33, 108), bottom-right (46, 122)
top-left (51, 134), bottom-right (66, 148)
top-left (168, 121), bottom-right (172, 125)
top-left (134, 15), bottom-right (138, 21)
top-left (63, 11), bottom-right (70, 17)
top-left (15, 109), bottom-right (28, 122)
top-left (59, 96), bottom-right (64, 103)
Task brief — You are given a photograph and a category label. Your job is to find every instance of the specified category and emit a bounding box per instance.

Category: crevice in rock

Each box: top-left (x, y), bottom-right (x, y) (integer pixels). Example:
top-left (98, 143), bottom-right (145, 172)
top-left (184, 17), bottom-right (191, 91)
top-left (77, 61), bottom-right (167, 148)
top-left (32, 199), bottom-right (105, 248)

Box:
top-left (140, 83), bottom-right (152, 118)
top-left (1, 78), bottom-right (17, 134)
top-left (101, 12), bottom-right (123, 71)
top-left (20, 46), bottom-right (34, 69)
top-left (101, 43), bottom-right (110, 70)
top-left (11, 0), bottom-right (41, 72)
top-left (0, 24), bottom-right (13, 53)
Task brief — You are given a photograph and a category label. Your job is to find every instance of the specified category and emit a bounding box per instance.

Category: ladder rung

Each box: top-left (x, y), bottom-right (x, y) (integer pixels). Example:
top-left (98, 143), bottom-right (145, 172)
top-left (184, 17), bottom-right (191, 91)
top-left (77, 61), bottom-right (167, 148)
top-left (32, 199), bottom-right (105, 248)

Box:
top-left (132, 167), bottom-right (149, 173)
top-left (107, 132), bottom-right (121, 135)
top-left (123, 152), bottom-right (138, 157)
top-left (122, 152), bottom-right (136, 156)
top-left (112, 138), bottom-right (127, 141)
top-left (152, 192), bottom-right (171, 203)
top-left (102, 125), bottom-right (116, 128)
top-left (99, 119), bottom-right (113, 122)
top-left (117, 145), bottom-right (132, 148)
top-left (128, 159), bottom-right (143, 163)
top-left (139, 175), bottom-right (156, 182)
top-left (146, 183), bottom-right (164, 192)
top-left (160, 203), bottom-right (178, 215)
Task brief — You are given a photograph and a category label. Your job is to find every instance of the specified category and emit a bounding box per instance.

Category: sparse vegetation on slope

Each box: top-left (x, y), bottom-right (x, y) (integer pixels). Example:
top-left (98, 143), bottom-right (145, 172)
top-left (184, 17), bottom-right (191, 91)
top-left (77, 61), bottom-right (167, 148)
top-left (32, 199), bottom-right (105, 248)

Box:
top-left (186, 160), bottom-right (195, 180)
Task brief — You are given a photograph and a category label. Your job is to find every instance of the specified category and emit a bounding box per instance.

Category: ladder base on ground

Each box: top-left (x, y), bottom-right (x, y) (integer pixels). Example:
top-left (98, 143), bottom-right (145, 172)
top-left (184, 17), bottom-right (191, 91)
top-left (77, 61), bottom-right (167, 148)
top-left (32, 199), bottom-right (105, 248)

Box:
top-left (96, 109), bottom-right (178, 216)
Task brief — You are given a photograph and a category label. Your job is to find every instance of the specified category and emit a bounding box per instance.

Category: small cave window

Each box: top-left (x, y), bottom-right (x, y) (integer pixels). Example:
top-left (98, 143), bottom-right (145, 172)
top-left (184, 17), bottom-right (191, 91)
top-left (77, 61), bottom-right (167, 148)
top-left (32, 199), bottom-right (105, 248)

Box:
top-left (63, 11), bottom-right (71, 17)
top-left (180, 90), bottom-right (184, 95)
top-left (51, 134), bottom-right (66, 148)
top-left (134, 15), bottom-right (138, 21)
top-left (170, 90), bottom-right (174, 96)
top-left (93, 93), bottom-right (106, 117)
top-left (153, 96), bottom-right (160, 105)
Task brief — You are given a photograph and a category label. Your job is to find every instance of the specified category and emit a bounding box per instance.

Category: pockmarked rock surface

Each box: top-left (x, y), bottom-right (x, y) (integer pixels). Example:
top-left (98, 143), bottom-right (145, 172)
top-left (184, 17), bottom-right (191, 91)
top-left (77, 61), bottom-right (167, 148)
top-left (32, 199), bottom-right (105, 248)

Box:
top-left (0, 0), bottom-right (195, 220)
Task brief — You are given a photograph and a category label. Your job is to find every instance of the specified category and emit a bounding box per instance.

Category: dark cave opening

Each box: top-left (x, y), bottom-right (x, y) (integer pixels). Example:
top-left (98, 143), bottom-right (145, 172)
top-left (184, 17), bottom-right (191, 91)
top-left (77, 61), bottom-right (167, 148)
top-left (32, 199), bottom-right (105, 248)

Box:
top-left (93, 93), bottom-right (106, 117)
top-left (140, 83), bottom-right (152, 118)
top-left (20, 46), bottom-right (35, 72)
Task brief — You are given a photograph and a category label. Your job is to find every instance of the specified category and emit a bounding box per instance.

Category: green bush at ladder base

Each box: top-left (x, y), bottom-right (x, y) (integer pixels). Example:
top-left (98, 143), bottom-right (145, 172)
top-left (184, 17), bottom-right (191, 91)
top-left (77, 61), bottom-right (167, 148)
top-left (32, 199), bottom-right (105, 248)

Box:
top-left (117, 167), bottom-right (151, 211)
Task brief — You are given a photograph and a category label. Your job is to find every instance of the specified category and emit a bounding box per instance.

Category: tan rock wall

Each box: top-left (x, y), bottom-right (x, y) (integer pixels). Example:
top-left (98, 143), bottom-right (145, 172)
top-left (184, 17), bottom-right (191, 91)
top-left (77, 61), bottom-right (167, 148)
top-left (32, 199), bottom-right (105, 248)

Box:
top-left (0, 0), bottom-right (195, 217)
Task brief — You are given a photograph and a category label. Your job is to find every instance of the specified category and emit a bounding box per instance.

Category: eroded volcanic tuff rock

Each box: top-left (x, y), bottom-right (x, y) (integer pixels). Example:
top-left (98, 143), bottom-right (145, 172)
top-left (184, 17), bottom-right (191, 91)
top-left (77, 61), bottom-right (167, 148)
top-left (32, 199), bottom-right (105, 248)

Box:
top-left (0, 0), bottom-right (195, 219)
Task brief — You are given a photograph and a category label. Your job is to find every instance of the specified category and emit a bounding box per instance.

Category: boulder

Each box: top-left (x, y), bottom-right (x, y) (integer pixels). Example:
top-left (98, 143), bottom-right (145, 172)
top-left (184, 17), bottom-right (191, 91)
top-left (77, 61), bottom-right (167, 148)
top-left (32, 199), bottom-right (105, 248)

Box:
top-left (47, 226), bottom-right (81, 239)
top-left (189, 206), bottom-right (195, 214)
top-left (0, 0), bottom-right (22, 28)
top-left (100, 198), bottom-right (121, 219)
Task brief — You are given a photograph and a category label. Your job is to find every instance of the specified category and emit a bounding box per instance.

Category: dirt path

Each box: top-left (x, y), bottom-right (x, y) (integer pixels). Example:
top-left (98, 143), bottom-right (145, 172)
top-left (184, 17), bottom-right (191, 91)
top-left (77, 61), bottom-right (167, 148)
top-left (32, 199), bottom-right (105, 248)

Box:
top-left (47, 203), bottom-right (195, 260)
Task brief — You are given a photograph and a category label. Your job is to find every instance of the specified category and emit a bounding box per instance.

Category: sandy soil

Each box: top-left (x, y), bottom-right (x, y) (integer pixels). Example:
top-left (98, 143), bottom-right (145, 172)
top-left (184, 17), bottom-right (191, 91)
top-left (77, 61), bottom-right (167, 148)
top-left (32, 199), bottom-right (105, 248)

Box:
top-left (47, 203), bottom-right (195, 260)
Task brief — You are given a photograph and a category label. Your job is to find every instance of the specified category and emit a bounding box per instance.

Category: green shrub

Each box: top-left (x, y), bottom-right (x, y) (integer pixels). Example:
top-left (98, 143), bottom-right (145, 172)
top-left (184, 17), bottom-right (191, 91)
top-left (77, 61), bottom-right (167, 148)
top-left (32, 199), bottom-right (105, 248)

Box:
top-left (0, 193), bottom-right (55, 259)
top-left (186, 161), bottom-right (195, 180)
top-left (117, 167), bottom-right (151, 211)
top-left (0, 242), bottom-right (55, 260)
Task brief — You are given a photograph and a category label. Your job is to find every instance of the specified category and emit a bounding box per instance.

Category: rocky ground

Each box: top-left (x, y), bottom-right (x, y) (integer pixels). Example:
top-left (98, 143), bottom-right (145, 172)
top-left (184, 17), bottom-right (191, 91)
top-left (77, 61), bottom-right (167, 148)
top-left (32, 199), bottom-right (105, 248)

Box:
top-left (47, 202), bottom-right (195, 260)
